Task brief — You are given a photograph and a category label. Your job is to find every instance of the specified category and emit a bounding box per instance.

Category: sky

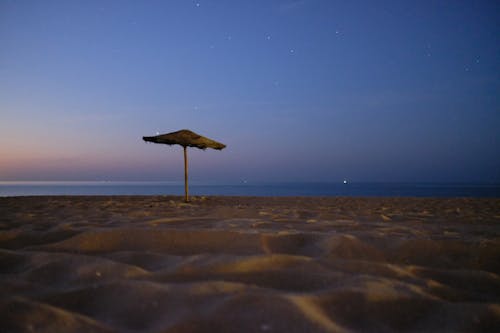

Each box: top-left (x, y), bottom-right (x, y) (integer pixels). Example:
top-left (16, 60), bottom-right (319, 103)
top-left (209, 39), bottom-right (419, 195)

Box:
top-left (0, 0), bottom-right (499, 183)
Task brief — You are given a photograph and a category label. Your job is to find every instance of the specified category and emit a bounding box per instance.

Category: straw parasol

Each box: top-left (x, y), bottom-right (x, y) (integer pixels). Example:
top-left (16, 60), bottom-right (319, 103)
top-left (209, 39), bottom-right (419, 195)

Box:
top-left (143, 129), bottom-right (226, 202)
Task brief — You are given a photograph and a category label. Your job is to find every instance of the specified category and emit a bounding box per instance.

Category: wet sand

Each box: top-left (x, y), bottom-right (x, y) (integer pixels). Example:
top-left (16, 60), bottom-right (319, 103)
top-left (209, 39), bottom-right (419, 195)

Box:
top-left (1, 196), bottom-right (499, 332)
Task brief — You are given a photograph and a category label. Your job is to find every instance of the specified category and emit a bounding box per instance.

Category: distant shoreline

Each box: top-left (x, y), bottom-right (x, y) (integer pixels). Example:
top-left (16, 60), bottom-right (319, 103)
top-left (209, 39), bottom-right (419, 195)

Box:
top-left (0, 194), bottom-right (500, 198)
top-left (1, 182), bottom-right (499, 198)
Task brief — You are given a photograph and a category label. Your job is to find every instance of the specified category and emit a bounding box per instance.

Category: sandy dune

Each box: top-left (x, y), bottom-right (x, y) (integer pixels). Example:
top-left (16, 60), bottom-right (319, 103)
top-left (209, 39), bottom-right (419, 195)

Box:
top-left (1, 196), bottom-right (499, 332)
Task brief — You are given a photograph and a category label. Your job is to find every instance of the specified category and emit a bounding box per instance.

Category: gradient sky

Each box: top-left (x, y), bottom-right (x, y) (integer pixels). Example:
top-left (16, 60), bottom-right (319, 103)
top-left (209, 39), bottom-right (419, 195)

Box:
top-left (1, 0), bottom-right (499, 183)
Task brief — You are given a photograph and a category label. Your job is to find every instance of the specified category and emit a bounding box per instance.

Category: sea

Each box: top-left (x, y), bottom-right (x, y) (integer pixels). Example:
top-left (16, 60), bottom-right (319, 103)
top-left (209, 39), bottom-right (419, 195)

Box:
top-left (0, 181), bottom-right (498, 198)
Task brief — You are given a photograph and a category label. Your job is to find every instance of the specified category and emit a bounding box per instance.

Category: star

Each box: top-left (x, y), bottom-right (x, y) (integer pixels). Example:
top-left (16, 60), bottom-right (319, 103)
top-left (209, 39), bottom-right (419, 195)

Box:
top-left (290, 49), bottom-right (295, 54)
top-left (266, 35), bottom-right (271, 40)
top-left (195, 3), bottom-right (200, 7)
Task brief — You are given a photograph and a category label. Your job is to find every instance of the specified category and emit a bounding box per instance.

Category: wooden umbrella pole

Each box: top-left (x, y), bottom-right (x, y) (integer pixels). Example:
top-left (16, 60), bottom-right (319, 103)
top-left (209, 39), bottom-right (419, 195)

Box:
top-left (183, 146), bottom-right (189, 202)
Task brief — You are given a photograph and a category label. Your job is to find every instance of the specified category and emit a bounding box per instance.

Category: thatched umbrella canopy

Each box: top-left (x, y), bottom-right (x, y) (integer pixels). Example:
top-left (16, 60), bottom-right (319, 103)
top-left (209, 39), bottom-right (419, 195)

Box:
top-left (143, 129), bottom-right (226, 202)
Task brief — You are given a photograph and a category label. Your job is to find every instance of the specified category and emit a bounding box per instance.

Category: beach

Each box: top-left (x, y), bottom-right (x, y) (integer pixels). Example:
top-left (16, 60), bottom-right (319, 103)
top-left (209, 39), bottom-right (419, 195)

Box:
top-left (1, 195), bottom-right (499, 332)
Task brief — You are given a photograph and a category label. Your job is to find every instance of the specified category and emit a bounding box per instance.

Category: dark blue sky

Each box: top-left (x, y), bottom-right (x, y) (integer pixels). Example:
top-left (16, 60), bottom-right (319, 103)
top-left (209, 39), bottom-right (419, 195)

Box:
top-left (1, 0), bottom-right (499, 182)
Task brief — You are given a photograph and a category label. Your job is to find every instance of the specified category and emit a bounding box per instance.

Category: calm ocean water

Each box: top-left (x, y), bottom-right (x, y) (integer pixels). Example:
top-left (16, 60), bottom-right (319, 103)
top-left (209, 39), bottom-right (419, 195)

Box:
top-left (0, 181), bottom-right (498, 198)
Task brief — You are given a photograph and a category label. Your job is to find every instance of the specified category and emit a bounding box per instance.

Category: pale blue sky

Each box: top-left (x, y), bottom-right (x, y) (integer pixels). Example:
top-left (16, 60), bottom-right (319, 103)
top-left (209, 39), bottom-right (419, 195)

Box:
top-left (1, 1), bottom-right (499, 182)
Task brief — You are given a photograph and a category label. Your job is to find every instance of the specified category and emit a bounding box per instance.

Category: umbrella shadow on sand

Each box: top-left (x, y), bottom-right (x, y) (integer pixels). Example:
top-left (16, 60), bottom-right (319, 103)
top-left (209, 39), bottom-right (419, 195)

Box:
top-left (143, 129), bottom-right (226, 202)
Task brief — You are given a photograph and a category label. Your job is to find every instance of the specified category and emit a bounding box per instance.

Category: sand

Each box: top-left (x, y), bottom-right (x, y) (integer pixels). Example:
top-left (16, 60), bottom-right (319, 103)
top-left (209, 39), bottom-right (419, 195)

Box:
top-left (1, 195), bottom-right (499, 332)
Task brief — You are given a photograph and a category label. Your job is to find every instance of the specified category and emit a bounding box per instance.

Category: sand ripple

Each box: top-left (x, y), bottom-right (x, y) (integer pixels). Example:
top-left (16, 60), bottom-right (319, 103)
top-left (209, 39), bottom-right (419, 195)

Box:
top-left (1, 196), bottom-right (499, 332)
